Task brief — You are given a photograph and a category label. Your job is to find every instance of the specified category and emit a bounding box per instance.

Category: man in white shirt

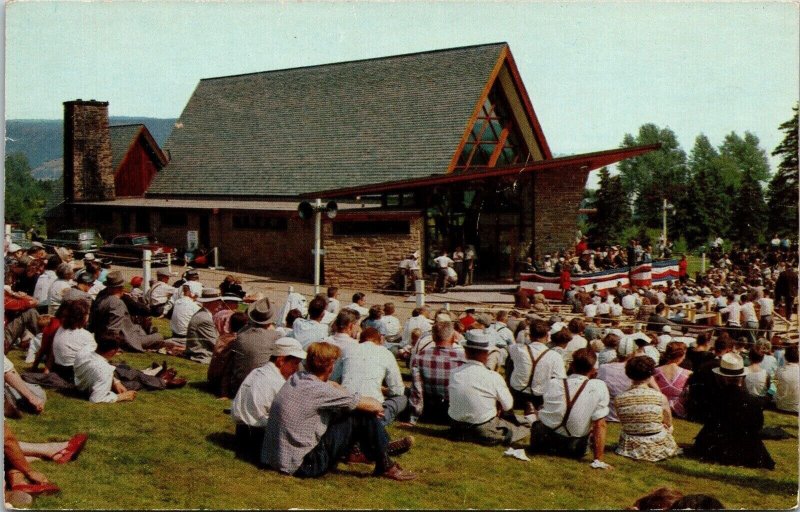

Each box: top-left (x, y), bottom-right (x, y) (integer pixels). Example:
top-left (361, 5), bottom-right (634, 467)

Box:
top-left (73, 335), bottom-right (136, 404)
top-left (325, 287), bottom-right (340, 316)
top-left (345, 292), bottom-right (369, 319)
top-left (775, 344), bottom-right (799, 413)
top-left (145, 269), bottom-right (176, 317)
top-left (657, 325), bottom-right (674, 353)
top-left (489, 311), bottom-right (515, 348)
top-left (231, 337), bottom-right (306, 462)
top-left (400, 306), bottom-right (432, 350)
top-left (448, 332), bottom-right (531, 446)
top-left (507, 319), bottom-right (567, 409)
top-left (170, 284), bottom-right (202, 339)
top-left (291, 296), bottom-right (330, 348)
top-left (399, 252), bottom-right (421, 291)
top-left (33, 256), bottom-right (59, 311)
top-left (621, 290), bottom-right (639, 314)
top-left (323, 308), bottom-right (361, 382)
top-left (530, 348), bottom-right (611, 468)
top-left (381, 302), bottom-right (402, 343)
top-left (47, 263), bottom-right (75, 315)
top-left (758, 290), bottom-right (775, 339)
top-left (341, 327), bottom-right (407, 426)
top-left (433, 251), bottom-right (455, 292)
top-left (583, 301), bottom-right (598, 318)
top-left (565, 318), bottom-right (589, 355)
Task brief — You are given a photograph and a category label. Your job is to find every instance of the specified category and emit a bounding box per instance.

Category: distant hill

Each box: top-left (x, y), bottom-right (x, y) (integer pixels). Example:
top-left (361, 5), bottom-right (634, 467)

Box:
top-left (6, 117), bottom-right (176, 179)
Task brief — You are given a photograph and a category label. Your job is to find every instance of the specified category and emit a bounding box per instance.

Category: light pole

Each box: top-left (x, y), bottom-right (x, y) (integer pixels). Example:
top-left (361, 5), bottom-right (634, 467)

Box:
top-left (298, 199), bottom-right (338, 295)
top-left (661, 198), bottom-right (675, 249)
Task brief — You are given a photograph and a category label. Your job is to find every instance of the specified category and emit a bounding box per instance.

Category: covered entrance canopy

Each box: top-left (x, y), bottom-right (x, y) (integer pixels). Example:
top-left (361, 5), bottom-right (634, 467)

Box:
top-left (303, 143), bottom-right (660, 280)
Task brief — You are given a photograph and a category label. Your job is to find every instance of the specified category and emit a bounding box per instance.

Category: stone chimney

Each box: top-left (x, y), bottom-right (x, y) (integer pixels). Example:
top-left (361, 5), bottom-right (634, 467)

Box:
top-left (63, 100), bottom-right (115, 202)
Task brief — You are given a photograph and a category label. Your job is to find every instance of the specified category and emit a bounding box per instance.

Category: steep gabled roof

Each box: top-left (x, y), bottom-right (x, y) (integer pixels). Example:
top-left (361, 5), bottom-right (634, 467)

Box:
top-left (109, 124), bottom-right (169, 173)
top-left (147, 43), bottom-right (510, 198)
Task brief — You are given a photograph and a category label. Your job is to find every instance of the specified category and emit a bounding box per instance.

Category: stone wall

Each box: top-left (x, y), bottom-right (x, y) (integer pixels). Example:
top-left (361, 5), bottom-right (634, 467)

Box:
top-left (533, 168), bottom-right (591, 260)
top-left (63, 100), bottom-right (115, 203)
top-left (323, 215), bottom-right (424, 290)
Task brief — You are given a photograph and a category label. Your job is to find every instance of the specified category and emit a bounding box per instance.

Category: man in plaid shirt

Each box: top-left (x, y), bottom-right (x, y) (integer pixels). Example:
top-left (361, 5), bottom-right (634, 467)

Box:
top-left (409, 321), bottom-right (465, 424)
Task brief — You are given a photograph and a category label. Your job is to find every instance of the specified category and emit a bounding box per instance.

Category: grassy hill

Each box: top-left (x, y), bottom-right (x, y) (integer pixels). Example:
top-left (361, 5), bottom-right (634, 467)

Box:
top-left (6, 117), bottom-right (176, 177)
top-left (6, 318), bottom-right (798, 510)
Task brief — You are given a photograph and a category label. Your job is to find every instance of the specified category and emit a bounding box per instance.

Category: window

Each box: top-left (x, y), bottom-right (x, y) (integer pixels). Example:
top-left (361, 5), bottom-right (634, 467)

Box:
top-left (161, 211), bottom-right (188, 227)
top-left (455, 83), bottom-right (527, 170)
top-left (332, 220), bottom-right (410, 236)
top-left (232, 214), bottom-right (288, 231)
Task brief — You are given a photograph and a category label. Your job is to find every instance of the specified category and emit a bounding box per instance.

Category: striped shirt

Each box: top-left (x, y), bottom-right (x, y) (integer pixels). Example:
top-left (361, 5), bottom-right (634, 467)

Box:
top-left (410, 345), bottom-right (465, 419)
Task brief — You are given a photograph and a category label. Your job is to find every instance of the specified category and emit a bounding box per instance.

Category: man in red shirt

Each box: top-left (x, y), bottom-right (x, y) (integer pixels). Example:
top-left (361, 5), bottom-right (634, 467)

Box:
top-left (678, 254), bottom-right (688, 283)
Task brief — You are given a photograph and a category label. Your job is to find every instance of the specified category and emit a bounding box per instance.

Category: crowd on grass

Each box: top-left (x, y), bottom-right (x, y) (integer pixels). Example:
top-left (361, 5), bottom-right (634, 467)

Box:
top-left (2, 232), bottom-right (798, 508)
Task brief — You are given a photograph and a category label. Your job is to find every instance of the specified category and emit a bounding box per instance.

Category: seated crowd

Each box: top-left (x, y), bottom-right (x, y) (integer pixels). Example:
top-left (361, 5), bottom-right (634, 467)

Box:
top-left (3, 235), bottom-right (797, 506)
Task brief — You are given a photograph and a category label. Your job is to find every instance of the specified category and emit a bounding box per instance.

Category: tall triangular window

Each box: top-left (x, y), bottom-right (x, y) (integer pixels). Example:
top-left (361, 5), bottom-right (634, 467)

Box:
top-left (456, 83), bottom-right (528, 170)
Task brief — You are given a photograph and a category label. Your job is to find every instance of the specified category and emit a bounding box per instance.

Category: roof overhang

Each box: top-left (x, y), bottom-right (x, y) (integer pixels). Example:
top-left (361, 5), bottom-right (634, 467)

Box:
top-left (301, 143), bottom-right (661, 199)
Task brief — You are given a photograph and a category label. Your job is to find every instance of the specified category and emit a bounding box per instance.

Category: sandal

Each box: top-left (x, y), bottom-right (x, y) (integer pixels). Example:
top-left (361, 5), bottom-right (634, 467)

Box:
top-left (11, 483), bottom-right (61, 495)
top-left (54, 433), bottom-right (88, 464)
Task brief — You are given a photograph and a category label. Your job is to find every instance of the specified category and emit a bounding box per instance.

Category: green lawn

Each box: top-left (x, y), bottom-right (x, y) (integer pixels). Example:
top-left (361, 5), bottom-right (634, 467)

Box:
top-left (7, 334), bottom-right (798, 509)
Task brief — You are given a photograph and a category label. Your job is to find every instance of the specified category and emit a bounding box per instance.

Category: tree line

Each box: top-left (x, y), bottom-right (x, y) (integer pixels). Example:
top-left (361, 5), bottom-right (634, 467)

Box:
top-left (4, 152), bottom-right (61, 232)
top-left (588, 105), bottom-right (798, 250)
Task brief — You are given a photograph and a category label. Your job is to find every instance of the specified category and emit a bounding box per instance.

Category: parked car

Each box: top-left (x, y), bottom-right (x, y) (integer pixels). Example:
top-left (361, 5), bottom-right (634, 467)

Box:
top-left (44, 229), bottom-right (104, 258)
top-left (96, 233), bottom-right (175, 266)
top-left (9, 229), bottom-right (32, 250)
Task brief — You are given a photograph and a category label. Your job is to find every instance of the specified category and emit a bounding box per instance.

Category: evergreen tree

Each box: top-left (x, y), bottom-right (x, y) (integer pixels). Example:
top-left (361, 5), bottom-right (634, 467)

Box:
top-left (4, 153), bottom-right (50, 230)
top-left (731, 167), bottom-right (768, 245)
top-left (719, 131), bottom-right (771, 187)
top-left (767, 105), bottom-right (798, 237)
top-left (617, 124), bottom-right (688, 228)
top-left (677, 134), bottom-right (730, 247)
top-left (587, 167), bottom-right (630, 244)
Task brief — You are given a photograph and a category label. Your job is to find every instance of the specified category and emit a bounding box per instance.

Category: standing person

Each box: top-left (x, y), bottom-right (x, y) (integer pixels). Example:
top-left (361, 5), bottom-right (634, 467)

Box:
top-left (758, 290), bottom-right (775, 340)
top-left (434, 251), bottom-right (454, 293)
top-left (678, 254), bottom-right (688, 284)
top-left (529, 348), bottom-right (612, 469)
top-left (464, 245), bottom-right (476, 286)
top-left (615, 356), bottom-right (680, 462)
top-left (261, 342), bottom-right (416, 481)
top-left (774, 265), bottom-right (797, 320)
top-left (452, 247), bottom-right (465, 286)
top-left (693, 353), bottom-right (775, 469)
top-left (740, 293), bottom-right (759, 344)
top-left (447, 333), bottom-right (530, 446)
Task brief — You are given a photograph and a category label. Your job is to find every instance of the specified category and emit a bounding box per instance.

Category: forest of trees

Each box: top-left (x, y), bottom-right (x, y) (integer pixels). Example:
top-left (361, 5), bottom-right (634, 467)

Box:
top-left (587, 105), bottom-right (798, 250)
top-left (4, 152), bottom-right (59, 232)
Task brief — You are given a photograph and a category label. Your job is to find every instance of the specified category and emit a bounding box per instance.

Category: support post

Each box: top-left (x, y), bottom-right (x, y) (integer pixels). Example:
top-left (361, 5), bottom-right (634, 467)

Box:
top-left (313, 198), bottom-right (322, 295)
top-left (415, 279), bottom-right (426, 307)
top-left (167, 252), bottom-right (172, 276)
top-left (142, 249), bottom-right (152, 294)
top-left (662, 198), bottom-right (668, 247)
top-left (701, 252), bottom-right (706, 274)
top-left (213, 247), bottom-right (220, 269)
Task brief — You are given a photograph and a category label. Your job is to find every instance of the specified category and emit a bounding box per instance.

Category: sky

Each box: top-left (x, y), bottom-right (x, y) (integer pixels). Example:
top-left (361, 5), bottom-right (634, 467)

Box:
top-left (4, 1), bottom-right (799, 186)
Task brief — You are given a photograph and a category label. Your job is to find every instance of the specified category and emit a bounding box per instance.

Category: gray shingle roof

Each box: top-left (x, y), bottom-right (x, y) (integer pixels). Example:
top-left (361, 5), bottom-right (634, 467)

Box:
top-left (147, 43), bottom-right (507, 197)
top-left (109, 124), bottom-right (144, 171)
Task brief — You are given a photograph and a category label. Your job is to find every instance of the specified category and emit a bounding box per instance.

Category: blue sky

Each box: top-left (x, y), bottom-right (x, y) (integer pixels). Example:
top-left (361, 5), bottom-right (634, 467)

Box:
top-left (5, 1), bottom-right (798, 185)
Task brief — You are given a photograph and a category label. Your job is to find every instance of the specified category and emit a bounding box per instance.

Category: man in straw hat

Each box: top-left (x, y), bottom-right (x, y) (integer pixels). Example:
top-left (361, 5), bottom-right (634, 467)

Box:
top-left (693, 352), bottom-right (775, 469)
top-left (227, 297), bottom-right (282, 397)
top-left (448, 331), bottom-right (532, 446)
top-left (89, 271), bottom-right (164, 353)
top-left (184, 289), bottom-right (226, 364)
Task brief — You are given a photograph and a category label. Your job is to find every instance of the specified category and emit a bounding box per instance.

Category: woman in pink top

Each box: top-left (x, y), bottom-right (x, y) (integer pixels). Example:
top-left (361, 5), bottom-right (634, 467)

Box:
top-left (653, 342), bottom-right (692, 418)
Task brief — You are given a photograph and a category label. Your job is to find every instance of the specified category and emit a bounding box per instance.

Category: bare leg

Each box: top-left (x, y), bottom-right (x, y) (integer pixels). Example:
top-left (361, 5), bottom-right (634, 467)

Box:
top-left (18, 441), bottom-right (68, 460)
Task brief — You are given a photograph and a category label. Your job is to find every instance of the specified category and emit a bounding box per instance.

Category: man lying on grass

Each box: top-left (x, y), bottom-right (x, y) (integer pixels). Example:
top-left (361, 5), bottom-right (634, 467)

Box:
top-left (262, 341), bottom-right (416, 481)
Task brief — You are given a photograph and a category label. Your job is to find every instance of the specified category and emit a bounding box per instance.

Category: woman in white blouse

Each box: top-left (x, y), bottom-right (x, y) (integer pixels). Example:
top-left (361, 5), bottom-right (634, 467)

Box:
top-left (52, 300), bottom-right (96, 381)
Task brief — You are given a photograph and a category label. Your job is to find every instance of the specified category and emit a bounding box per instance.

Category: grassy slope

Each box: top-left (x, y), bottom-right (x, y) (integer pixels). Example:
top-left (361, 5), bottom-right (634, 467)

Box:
top-left (8, 319), bottom-right (798, 510)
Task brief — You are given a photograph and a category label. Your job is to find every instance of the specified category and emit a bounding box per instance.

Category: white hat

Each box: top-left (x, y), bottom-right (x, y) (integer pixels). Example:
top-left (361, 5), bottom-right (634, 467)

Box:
top-left (83, 253), bottom-right (96, 261)
top-left (662, 325), bottom-right (672, 333)
top-left (7, 243), bottom-right (21, 253)
top-left (186, 281), bottom-right (203, 297)
top-left (535, 286), bottom-right (543, 293)
top-left (435, 313), bottom-right (453, 323)
top-left (549, 322), bottom-right (566, 336)
top-left (463, 330), bottom-right (493, 351)
top-left (559, 257), bottom-right (565, 262)
top-left (273, 337), bottom-right (307, 359)
top-left (544, 254), bottom-right (551, 258)
top-left (712, 353), bottom-right (745, 377)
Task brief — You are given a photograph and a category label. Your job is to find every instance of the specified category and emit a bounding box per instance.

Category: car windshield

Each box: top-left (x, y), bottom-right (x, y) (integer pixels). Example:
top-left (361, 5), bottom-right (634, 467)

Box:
top-left (78, 231), bottom-right (95, 240)
top-left (131, 236), bottom-right (154, 245)
top-left (10, 231), bottom-right (25, 242)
